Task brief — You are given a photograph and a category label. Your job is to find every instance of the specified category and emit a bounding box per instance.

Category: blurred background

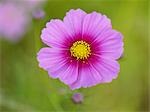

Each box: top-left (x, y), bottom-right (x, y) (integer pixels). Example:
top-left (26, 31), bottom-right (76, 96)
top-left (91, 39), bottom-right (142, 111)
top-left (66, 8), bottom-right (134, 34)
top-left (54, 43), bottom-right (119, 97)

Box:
top-left (0, 0), bottom-right (149, 111)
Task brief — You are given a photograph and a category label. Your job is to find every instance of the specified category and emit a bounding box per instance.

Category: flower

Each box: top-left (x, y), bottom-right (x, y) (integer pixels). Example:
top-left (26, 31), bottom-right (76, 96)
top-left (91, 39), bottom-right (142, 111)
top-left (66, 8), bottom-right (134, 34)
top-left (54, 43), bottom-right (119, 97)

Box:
top-left (0, 2), bottom-right (30, 42)
top-left (72, 93), bottom-right (84, 104)
top-left (32, 9), bottom-right (45, 19)
top-left (37, 9), bottom-right (124, 90)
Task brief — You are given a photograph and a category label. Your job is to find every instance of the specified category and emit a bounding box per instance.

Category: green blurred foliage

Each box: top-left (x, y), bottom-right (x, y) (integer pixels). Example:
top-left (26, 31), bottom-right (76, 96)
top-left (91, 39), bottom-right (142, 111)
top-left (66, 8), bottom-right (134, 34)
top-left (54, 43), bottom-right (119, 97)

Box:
top-left (0, 0), bottom-right (148, 111)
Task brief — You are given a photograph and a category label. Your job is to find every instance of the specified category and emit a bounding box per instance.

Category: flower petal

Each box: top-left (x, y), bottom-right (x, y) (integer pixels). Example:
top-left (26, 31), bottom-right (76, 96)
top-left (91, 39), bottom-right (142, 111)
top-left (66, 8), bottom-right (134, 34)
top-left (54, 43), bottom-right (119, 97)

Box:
top-left (70, 62), bottom-right (102, 90)
top-left (41, 19), bottom-right (71, 48)
top-left (63, 9), bottom-right (86, 37)
top-left (91, 55), bottom-right (120, 83)
top-left (37, 47), bottom-right (79, 84)
top-left (82, 12), bottom-right (112, 40)
top-left (37, 47), bottom-right (69, 78)
top-left (96, 30), bottom-right (124, 59)
top-left (58, 61), bottom-right (79, 85)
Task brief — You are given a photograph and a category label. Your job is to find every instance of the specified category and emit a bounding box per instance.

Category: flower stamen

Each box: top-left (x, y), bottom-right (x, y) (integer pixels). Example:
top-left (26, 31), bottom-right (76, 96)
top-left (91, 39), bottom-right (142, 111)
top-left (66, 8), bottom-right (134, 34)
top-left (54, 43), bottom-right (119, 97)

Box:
top-left (70, 40), bottom-right (91, 60)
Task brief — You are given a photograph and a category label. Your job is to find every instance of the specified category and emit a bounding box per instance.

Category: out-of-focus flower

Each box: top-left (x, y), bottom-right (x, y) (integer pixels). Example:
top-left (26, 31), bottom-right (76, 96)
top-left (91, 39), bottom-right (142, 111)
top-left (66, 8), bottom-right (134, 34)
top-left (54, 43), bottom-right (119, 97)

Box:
top-left (72, 93), bottom-right (83, 104)
top-left (0, 2), bottom-right (30, 42)
top-left (37, 9), bottom-right (124, 90)
top-left (32, 9), bottom-right (45, 19)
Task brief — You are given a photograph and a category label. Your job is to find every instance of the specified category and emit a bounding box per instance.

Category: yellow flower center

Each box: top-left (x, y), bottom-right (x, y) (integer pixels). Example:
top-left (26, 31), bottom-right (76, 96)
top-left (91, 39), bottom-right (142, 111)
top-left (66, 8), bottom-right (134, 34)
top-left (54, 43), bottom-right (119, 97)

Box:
top-left (70, 40), bottom-right (91, 60)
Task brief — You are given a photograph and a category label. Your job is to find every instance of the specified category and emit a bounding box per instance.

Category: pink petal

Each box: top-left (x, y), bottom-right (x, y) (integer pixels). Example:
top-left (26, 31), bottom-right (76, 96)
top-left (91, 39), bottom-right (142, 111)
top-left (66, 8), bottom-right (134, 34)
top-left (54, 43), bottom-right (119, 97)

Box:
top-left (82, 12), bottom-right (112, 39)
top-left (58, 61), bottom-right (79, 85)
top-left (37, 47), bottom-right (78, 84)
top-left (37, 47), bottom-right (68, 78)
top-left (63, 9), bottom-right (86, 38)
top-left (91, 55), bottom-right (120, 83)
top-left (41, 19), bottom-right (71, 48)
top-left (97, 30), bottom-right (124, 59)
top-left (70, 62), bottom-right (102, 90)
top-left (48, 60), bottom-right (70, 78)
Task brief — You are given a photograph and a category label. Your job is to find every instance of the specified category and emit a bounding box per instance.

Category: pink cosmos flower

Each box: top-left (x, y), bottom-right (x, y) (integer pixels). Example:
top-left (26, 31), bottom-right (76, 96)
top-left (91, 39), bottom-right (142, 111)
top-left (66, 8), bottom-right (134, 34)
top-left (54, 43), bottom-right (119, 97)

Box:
top-left (0, 2), bottom-right (30, 42)
top-left (37, 9), bottom-right (124, 90)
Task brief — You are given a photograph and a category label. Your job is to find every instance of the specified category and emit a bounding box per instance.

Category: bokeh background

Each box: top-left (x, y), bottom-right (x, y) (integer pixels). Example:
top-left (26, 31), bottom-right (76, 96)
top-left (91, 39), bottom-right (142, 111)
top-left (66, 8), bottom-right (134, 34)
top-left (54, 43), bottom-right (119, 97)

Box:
top-left (0, 0), bottom-right (149, 111)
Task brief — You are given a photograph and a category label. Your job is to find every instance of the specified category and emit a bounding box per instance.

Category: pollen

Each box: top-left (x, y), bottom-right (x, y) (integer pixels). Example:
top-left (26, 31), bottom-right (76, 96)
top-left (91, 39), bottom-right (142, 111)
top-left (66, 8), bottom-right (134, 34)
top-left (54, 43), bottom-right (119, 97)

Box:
top-left (70, 40), bottom-right (91, 60)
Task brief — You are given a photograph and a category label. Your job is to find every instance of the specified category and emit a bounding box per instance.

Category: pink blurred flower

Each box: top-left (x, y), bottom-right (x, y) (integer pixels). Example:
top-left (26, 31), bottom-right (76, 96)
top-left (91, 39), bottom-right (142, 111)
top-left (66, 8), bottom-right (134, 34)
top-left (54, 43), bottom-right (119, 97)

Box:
top-left (32, 9), bottom-right (45, 19)
top-left (37, 9), bottom-right (124, 90)
top-left (0, 2), bottom-right (30, 42)
top-left (72, 93), bottom-right (83, 104)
